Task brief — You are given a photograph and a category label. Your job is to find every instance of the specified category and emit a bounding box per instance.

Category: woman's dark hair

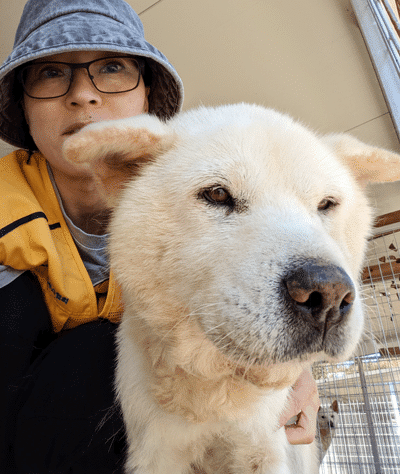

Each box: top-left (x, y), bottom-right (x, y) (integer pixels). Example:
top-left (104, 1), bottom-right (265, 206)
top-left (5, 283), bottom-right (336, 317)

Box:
top-left (137, 57), bottom-right (152, 88)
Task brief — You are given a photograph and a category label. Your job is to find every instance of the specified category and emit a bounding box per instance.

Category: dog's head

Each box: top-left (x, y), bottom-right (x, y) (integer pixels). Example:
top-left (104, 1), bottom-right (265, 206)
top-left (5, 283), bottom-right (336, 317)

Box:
top-left (64, 104), bottom-right (400, 382)
top-left (318, 400), bottom-right (339, 455)
top-left (318, 400), bottom-right (339, 432)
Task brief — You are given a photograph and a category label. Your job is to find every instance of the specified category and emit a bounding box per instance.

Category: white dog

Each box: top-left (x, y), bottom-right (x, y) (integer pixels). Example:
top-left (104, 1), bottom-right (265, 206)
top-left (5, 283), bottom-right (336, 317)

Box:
top-left (317, 400), bottom-right (339, 460)
top-left (64, 104), bottom-right (400, 473)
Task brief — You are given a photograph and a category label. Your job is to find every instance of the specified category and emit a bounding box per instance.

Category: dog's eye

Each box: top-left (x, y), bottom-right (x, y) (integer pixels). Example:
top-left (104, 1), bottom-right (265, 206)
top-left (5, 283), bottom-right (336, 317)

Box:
top-left (202, 186), bottom-right (233, 206)
top-left (318, 197), bottom-right (339, 213)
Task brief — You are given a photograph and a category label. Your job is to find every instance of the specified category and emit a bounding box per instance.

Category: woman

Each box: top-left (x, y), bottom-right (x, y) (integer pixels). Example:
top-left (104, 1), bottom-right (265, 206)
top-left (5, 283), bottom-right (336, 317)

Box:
top-left (0, 0), bottom-right (318, 472)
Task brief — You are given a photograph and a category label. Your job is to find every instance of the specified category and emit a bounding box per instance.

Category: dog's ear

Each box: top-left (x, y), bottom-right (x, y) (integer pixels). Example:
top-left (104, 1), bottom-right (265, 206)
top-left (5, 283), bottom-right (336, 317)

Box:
top-left (324, 134), bottom-right (400, 186)
top-left (331, 400), bottom-right (339, 413)
top-left (63, 114), bottom-right (175, 207)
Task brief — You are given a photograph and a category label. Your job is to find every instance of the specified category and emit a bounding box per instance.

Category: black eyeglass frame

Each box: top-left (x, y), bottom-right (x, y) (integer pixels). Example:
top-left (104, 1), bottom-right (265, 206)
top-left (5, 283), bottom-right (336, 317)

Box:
top-left (17, 56), bottom-right (144, 99)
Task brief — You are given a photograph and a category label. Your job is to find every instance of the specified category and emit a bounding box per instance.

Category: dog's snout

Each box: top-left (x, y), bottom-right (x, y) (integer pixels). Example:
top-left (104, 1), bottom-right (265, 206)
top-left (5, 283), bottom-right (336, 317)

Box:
top-left (284, 261), bottom-right (355, 328)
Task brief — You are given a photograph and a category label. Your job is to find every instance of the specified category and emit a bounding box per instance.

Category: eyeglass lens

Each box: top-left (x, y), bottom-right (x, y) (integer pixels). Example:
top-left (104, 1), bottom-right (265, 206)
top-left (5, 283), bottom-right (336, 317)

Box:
top-left (21, 57), bottom-right (141, 99)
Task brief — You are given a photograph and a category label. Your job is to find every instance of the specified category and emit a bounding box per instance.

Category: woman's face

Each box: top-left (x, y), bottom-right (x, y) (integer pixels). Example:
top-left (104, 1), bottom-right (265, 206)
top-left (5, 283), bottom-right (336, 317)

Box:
top-left (23, 50), bottom-right (149, 178)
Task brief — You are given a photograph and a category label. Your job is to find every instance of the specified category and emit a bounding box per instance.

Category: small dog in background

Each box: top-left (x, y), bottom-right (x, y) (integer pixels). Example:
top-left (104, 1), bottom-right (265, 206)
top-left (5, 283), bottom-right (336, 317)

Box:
top-left (317, 400), bottom-right (339, 460)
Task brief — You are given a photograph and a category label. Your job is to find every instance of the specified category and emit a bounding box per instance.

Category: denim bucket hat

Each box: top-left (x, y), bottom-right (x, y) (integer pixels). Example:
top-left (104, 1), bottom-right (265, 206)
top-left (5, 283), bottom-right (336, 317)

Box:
top-left (0, 0), bottom-right (184, 150)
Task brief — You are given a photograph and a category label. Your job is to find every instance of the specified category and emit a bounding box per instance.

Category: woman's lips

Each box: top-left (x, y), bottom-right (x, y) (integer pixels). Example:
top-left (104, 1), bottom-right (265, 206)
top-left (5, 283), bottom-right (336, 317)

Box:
top-left (62, 122), bottom-right (93, 136)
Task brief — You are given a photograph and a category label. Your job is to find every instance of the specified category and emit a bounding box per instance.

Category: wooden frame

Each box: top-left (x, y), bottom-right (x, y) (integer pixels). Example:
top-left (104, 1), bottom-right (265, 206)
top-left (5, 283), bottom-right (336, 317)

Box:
top-left (363, 210), bottom-right (400, 282)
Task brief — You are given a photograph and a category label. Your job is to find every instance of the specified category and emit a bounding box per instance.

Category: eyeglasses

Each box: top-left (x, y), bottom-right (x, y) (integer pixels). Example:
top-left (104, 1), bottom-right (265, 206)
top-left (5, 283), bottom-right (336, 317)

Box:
top-left (18, 56), bottom-right (143, 99)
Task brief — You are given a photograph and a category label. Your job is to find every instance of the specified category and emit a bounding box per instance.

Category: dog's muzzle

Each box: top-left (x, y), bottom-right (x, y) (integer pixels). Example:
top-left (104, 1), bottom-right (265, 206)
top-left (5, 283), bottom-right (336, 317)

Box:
top-left (283, 260), bottom-right (355, 333)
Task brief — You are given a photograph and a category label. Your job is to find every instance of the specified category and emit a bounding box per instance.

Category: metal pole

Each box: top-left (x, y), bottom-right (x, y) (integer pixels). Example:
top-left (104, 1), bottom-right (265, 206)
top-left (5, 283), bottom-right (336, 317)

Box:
top-left (356, 357), bottom-right (382, 474)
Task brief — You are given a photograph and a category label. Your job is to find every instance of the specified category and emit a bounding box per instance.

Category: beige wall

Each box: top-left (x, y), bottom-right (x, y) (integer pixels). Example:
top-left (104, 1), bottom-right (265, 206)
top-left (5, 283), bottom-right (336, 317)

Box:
top-left (1, 0), bottom-right (400, 213)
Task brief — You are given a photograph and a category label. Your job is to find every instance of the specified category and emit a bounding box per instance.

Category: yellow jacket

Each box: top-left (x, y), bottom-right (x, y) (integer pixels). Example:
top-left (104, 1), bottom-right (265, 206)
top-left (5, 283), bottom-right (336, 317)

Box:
top-left (0, 150), bottom-right (123, 332)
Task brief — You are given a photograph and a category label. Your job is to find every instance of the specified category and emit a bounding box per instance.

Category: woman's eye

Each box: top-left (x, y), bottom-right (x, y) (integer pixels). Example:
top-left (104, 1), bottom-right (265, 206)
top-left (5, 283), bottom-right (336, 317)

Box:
top-left (39, 66), bottom-right (64, 79)
top-left (100, 62), bottom-right (124, 74)
top-left (318, 197), bottom-right (339, 212)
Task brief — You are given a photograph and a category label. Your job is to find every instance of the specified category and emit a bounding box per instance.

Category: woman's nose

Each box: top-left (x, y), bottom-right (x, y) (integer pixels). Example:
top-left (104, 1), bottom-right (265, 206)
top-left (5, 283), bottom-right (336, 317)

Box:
top-left (65, 69), bottom-right (102, 106)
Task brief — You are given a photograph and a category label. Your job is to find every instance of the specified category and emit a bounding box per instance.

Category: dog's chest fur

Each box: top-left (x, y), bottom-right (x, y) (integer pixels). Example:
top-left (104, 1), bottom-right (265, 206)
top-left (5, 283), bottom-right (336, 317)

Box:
top-left (116, 316), bottom-right (316, 474)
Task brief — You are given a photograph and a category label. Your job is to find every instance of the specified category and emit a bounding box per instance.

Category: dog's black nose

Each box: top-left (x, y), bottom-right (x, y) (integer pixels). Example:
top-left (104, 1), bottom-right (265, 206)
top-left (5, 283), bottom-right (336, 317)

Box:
top-left (284, 261), bottom-right (355, 328)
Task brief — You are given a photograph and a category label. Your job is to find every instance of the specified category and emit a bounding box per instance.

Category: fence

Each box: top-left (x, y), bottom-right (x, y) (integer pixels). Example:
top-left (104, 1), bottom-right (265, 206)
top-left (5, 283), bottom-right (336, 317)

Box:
top-left (314, 211), bottom-right (400, 473)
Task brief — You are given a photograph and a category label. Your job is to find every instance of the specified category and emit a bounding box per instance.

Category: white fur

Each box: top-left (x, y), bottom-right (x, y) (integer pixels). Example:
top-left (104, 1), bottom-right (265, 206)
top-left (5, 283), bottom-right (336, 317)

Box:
top-left (63, 103), bottom-right (400, 473)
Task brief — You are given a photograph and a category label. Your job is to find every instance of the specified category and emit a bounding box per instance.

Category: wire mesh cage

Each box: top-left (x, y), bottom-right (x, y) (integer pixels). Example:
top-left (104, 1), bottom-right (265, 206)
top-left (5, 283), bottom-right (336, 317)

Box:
top-left (313, 220), bottom-right (400, 473)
